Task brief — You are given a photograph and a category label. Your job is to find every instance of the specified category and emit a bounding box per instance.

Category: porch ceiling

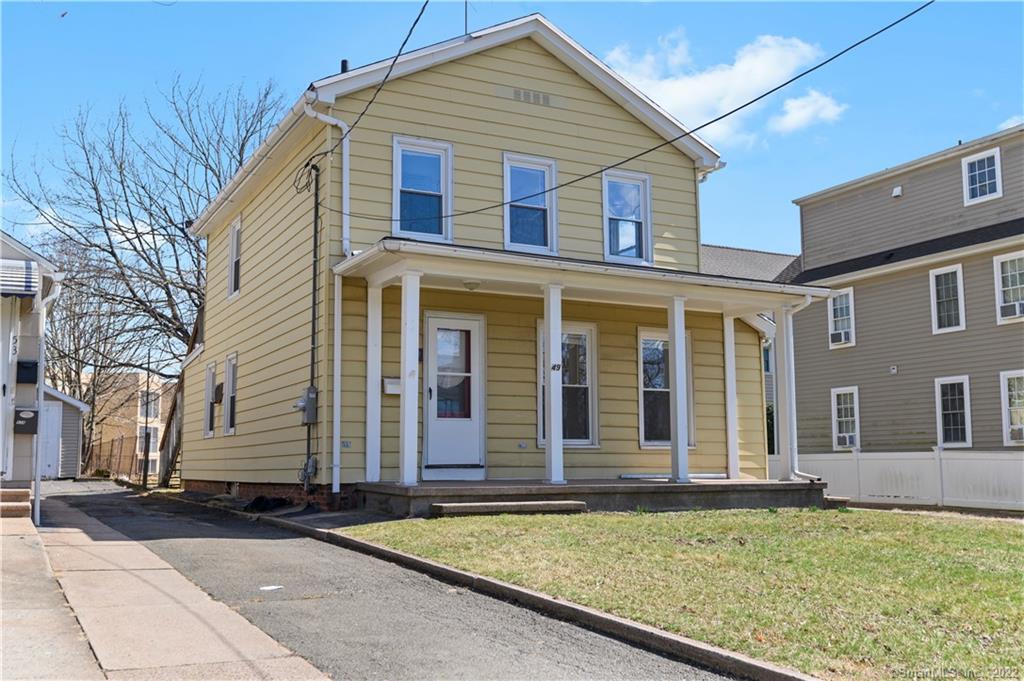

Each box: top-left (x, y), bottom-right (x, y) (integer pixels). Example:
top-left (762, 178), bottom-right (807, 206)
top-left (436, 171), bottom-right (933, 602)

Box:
top-left (334, 239), bottom-right (829, 315)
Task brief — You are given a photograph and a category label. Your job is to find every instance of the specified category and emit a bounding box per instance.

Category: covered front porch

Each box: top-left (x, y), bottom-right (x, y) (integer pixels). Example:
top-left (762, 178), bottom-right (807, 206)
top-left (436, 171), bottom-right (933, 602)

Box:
top-left (330, 238), bottom-right (828, 498)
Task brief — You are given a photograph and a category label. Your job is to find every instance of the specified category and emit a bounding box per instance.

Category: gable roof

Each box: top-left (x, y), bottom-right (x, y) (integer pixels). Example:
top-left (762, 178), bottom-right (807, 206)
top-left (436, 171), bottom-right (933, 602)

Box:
top-left (700, 244), bottom-right (797, 282)
top-left (309, 14), bottom-right (720, 168)
top-left (1, 231), bottom-right (58, 274)
top-left (43, 386), bottom-right (91, 413)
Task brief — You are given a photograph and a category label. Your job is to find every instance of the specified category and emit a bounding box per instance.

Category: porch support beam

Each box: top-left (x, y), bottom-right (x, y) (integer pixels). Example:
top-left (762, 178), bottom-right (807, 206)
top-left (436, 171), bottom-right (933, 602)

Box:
top-left (398, 272), bottom-right (421, 486)
top-left (723, 315), bottom-right (740, 479)
top-left (668, 296), bottom-right (690, 483)
top-left (543, 284), bottom-right (565, 484)
top-left (365, 284), bottom-right (383, 483)
top-left (774, 305), bottom-right (794, 480)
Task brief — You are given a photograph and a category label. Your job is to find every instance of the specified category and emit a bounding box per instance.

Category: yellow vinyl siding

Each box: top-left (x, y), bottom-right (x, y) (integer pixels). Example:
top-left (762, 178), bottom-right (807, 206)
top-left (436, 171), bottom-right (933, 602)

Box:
top-left (329, 38), bottom-right (699, 270)
top-left (337, 286), bottom-right (768, 482)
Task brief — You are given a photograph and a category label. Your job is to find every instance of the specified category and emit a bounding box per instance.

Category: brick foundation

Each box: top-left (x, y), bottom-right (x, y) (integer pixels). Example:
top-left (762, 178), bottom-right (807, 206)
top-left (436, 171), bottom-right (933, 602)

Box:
top-left (181, 479), bottom-right (355, 511)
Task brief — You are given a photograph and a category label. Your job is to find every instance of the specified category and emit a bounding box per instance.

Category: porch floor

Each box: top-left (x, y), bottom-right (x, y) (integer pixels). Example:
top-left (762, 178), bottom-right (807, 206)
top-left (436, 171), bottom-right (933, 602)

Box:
top-left (355, 478), bottom-right (827, 517)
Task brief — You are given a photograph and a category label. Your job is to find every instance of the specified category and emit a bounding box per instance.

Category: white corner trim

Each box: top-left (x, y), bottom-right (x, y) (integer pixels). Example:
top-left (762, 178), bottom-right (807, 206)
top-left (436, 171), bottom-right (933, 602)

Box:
top-left (1000, 369), bottom-right (1024, 447)
top-left (961, 146), bottom-right (1003, 207)
top-left (934, 375), bottom-right (973, 449)
top-left (928, 263), bottom-right (966, 335)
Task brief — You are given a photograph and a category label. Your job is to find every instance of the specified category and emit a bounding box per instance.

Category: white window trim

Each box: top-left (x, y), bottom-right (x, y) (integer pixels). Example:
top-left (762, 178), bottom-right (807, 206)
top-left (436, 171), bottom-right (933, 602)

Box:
top-left (637, 328), bottom-right (696, 449)
top-left (137, 425), bottom-right (159, 454)
top-left (1000, 369), bottom-right (1024, 447)
top-left (203, 361), bottom-right (216, 439)
top-left (961, 147), bottom-right (1002, 207)
top-left (227, 216), bottom-right (241, 300)
top-left (602, 169), bottom-right (653, 266)
top-left (993, 250), bottom-right (1024, 326)
top-left (223, 353), bottom-right (237, 436)
top-left (826, 287), bottom-right (856, 349)
top-left (934, 375), bottom-right (973, 449)
top-left (929, 263), bottom-right (966, 335)
top-left (502, 152), bottom-right (558, 255)
top-left (536, 320), bottom-right (599, 448)
top-left (392, 135), bottom-right (454, 243)
top-left (829, 386), bottom-right (860, 452)
top-left (138, 389), bottom-right (160, 420)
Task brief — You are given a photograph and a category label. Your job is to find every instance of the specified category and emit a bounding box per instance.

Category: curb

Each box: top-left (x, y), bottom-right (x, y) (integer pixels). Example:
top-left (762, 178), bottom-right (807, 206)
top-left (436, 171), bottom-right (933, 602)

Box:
top-left (164, 494), bottom-right (819, 681)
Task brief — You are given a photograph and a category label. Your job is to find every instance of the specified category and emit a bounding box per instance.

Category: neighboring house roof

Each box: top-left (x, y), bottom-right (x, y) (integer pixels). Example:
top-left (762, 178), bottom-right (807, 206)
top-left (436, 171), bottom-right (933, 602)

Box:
top-left (793, 124), bottom-right (1024, 205)
top-left (784, 217), bottom-right (1023, 284)
top-left (192, 14), bottom-right (722, 237)
top-left (0, 231), bottom-right (58, 273)
top-left (699, 244), bottom-right (797, 282)
top-left (43, 386), bottom-right (91, 414)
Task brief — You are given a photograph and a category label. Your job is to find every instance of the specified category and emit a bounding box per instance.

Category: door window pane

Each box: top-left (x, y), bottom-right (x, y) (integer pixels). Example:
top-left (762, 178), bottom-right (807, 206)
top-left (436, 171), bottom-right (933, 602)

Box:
top-left (437, 375), bottom-right (470, 419)
top-left (436, 328), bottom-right (471, 419)
top-left (436, 329), bottom-right (470, 373)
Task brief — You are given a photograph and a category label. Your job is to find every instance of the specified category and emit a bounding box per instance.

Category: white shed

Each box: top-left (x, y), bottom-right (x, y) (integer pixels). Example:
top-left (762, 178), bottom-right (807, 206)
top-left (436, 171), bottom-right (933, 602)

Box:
top-left (39, 386), bottom-right (89, 479)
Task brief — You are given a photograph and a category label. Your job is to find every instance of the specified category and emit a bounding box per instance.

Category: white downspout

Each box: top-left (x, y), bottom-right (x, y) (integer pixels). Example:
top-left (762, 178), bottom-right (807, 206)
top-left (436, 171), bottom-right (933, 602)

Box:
top-left (785, 294), bottom-right (819, 482)
top-left (31, 276), bottom-right (63, 525)
top-left (302, 91), bottom-right (351, 257)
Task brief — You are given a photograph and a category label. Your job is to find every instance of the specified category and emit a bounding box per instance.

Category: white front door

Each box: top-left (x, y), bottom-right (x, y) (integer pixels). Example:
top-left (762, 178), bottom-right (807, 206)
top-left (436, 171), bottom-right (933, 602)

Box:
top-left (423, 314), bottom-right (485, 480)
top-left (39, 402), bottom-right (62, 479)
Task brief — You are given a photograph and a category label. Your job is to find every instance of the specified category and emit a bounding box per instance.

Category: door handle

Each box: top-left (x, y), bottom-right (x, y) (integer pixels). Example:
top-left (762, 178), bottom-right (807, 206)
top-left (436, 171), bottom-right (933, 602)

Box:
top-left (428, 386), bottom-right (433, 400)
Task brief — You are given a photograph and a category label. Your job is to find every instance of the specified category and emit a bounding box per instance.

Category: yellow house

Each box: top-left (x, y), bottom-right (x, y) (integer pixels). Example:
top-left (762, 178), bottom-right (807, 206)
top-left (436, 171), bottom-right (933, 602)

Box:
top-left (180, 15), bottom-right (828, 511)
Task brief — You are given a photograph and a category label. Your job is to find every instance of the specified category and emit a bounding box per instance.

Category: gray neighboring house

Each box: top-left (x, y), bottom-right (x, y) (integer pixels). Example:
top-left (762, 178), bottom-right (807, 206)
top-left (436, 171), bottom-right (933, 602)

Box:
top-left (779, 125), bottom-right (1024, 510)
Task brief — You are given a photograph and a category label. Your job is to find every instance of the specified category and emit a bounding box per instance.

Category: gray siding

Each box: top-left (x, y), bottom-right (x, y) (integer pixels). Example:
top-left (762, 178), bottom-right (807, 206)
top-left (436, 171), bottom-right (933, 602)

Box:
top-left (794, 245), bottom-right (1024, 453)
top-left (800, 134), bottom-right (1024, 270)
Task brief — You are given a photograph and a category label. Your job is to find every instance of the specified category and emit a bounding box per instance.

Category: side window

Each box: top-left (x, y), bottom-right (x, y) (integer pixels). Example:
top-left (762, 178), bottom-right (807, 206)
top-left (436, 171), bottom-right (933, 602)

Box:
top-left (602, 170), bottom-right (651, 265)
top-left (204, 362), bottom-right (216, 438)
top-left (830, 386), bottom-right (860, 450)
top-left (934, 376), bottom-right (972, 448)
top-left (638, 329), bottom-right (695, 447)
top-left (537, 322), bottom-right (597, 446)
top-left (993, 251), bottom-right (1024, 324)
top-left (929, 263), bottom-right (965, 334)
top-left (228, 217), bottom-right (241, 297)
top-left (223, 353), bottom-right (237, 436)
top-left (392, 136), bottom-right (453, 242)
top-left (1000, 370), bottom-right (1024, 446)
top-left (961, 147), bottom-right (1002, 206)
top-left (503, 153), bottom-right (557, 254)
top-left (827, 288), bottom-right (855, 348)
top-left (137, 425), bottom-right (159, 453)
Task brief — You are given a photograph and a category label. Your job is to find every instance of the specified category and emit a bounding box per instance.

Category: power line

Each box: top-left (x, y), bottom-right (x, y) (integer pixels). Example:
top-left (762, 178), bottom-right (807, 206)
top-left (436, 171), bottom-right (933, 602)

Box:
top-left (320, 0), bottom-right (934, 224)
top-left (293, 0), bottom-right (430, 193)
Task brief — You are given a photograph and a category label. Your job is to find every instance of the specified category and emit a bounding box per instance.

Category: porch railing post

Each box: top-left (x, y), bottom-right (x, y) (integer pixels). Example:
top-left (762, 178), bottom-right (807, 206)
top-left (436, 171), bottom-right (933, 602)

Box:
top-left (365, 284), bottom-right (383, 483)
top-left (668, 296), bottom-right (689, 483)
top-left (543, 283), bottom-right (565, 484)
top-left (398, 272), bottom-right (421, 487)
top-left (723, 314), bottom-right (740, 479)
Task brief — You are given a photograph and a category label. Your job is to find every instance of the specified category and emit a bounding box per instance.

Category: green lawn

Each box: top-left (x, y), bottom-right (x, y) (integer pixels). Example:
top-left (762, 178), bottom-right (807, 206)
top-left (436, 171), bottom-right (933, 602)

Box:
top-left (345, 508), bottom-right (1023, 680)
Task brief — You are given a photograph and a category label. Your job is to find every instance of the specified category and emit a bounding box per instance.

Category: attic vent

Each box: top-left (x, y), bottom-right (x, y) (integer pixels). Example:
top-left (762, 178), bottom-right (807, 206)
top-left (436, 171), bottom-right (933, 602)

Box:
top-left (513, 88), bottom-right (551, 106)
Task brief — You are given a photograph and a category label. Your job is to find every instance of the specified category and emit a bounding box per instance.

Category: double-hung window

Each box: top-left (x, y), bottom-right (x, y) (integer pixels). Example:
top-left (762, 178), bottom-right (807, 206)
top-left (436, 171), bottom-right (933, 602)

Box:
top-left (993, 251), bottom-right (1024, 324)
top-left (830, 386), bottom-right (860, 450)
top-left (223, 353), bottom-right (238, 436)
top-left (934, 375), bottom-right (972, 448)
top-left (961, 147), bottom-right (1002, 206)
top-left (137, 425), bottom-right (159, 454)
top-left (929, 263), bottom-right (966, 334)
top-left (537, 322), bottom-right (597, 446)
top-left (1000, 370), bottom-right (1024, 446)
top-left (227, 217), bottom-right (241, 297)
top-left (827, 287), bottom-right (855, 348)
top-left (602, 170), bottom-right (651, 264)
top-left (638, 329), bottom-right (695, 447)
top-left (138, 390), bottom-right (160, 419)
top-left (503, 153), bottom-right (556, 254)
top-left (203, 362), bottom-right (216, 438)
top-left (392, 136), bottom-right (453, 242)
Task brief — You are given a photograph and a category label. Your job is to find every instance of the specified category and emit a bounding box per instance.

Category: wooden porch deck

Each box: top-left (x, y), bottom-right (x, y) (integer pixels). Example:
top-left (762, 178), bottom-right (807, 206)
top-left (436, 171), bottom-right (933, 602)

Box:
top-left (355, 478), bottom-right (828, 517)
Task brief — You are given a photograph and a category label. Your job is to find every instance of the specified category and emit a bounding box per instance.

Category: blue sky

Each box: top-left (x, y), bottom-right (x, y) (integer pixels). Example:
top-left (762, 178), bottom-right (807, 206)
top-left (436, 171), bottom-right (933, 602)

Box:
top-left (2, 1), bottom-right (1022, 255)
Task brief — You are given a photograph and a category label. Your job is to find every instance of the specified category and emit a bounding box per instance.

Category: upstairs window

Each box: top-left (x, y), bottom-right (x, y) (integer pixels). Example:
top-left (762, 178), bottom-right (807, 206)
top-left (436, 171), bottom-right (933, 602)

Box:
top-left (392, 136), bottom-right (453, 242)
top-left (934, 375), bottom-right (972, 448)
top-left (138, 390), bottom-right (160, 419)
top-left (929, 263), bottom-right (966, 334)
top-left (994, 251), bottom-right (1024, 324)
top-left (223, 353), bottom-right (237, 436)
top-left (204, 362), bottom-right (216, 439)
top-left (830, 386), bottom-right (860, 451)
top-left (503, 153), bottom-right (557, 254)
top-left (227, 217), bottom-right (241, 297)
top-left (1000, 370), bottom-right (1024, 446)
top-left (137, 425), bottom-right (159, 453)
top-left (602, 170), bottom-right (651, 264)
top-left (828, 288), bottom-right (855, 348)
top-left (961, 147), bottom-right (1002, 206)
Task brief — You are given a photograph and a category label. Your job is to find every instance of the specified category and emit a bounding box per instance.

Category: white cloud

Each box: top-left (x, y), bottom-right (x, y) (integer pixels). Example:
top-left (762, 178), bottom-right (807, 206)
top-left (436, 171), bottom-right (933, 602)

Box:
top-left (605, 30), bottom-right (845, 147)
top-left (998, 114), bottom-right (1024, 131)
top-left (768, 89), bottom-right (848, 133)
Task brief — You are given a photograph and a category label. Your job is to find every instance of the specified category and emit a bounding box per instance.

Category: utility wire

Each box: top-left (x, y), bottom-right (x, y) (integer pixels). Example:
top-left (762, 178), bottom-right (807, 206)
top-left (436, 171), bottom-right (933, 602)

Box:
top-left (320, 0), bottom-right (934, 224)
top-left (293, 0), bottom-right (431, 193)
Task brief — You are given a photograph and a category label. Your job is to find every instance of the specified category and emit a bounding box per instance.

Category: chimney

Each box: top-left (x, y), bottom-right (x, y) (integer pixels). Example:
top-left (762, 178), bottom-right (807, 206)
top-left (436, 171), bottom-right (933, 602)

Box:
top-left (340, 59), bottom-right (349, 74)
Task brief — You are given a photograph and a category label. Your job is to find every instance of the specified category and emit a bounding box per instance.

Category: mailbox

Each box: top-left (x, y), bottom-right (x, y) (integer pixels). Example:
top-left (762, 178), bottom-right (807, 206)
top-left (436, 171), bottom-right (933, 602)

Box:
top-left (14, 409), bottom-right (38, 434)
top-left (16, 361), bottom-right (38, 384)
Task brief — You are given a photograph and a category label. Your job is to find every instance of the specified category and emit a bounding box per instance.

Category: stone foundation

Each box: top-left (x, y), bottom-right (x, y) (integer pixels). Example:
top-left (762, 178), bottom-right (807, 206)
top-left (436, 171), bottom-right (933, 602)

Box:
top-left (181, 479), bottom-right (355, 511)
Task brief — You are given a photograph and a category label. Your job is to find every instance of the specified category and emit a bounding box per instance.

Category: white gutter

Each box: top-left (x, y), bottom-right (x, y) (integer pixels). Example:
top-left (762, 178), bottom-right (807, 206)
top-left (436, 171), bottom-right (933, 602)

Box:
top-left (302, 91), bottom-right (351, 257)
top-left (31, 275), bottom-right (63, 525)
top-left (333, 240), bottom-right (830, 299)
top-left (783, 294), bottom-right (820, 482)
top-left (331, 273), bottom-right (342, 494)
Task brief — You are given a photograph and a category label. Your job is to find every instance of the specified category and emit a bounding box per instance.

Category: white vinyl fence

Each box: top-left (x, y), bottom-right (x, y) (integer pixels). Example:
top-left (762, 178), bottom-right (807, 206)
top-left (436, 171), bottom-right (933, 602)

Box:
top-left (769, 450), bottom-right (1024, 511)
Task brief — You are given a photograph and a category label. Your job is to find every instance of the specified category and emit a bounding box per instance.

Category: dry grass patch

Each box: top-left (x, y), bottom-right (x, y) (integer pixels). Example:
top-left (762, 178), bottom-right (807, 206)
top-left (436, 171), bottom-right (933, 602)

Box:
top-left (345, 508), bottom-right (1023, 680)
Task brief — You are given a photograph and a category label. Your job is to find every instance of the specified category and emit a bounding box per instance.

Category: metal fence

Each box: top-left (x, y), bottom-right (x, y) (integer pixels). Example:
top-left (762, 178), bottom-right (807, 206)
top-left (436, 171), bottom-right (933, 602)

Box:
top-left (86, 436), bottom-right (163, 486)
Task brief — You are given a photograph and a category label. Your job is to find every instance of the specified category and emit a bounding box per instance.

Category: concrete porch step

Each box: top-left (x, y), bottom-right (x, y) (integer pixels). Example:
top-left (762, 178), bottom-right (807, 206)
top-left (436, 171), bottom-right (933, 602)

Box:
top-left (1, 501), bottom-right (32, 517)
top-left (430, 500), bottom-right (587, 517)
top-left (0, 488), bottom-right (31, 503)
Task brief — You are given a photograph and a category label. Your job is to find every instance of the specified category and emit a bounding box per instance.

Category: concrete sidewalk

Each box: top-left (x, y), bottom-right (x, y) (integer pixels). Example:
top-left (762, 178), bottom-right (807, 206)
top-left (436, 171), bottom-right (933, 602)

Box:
top-left (4, 496), bottom-right (327, 680)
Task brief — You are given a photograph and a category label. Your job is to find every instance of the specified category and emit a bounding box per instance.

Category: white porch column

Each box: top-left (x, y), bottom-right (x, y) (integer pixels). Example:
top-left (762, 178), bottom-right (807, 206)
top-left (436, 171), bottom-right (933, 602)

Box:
top-left (365, 284), bottom-right (382, 483)
top-left (543, 284), bottom-right (565, 484)
top-left (723, 315), bottom-right (740, 479)
top-left (668, 296), bottom-right (689, 483)
top-left (773, 306), bottom-right (794, 480)
top-left (784, 307), bottom-right (801, 479)
top-left (398, 272), bottom-right (421, 486)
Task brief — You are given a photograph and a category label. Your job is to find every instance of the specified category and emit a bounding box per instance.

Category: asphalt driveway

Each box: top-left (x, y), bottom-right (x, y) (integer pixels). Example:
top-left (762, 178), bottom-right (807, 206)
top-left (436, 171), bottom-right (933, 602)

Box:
top-left (44, 481), bottom-right (729, 681)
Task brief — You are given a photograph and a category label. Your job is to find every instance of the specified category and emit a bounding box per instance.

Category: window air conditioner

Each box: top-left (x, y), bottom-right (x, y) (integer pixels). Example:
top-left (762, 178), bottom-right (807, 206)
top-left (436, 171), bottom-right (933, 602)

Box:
top-left (999, 301), bottom-right (1024, 320)
top-left (830, 330), bottom-right (851, 345)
